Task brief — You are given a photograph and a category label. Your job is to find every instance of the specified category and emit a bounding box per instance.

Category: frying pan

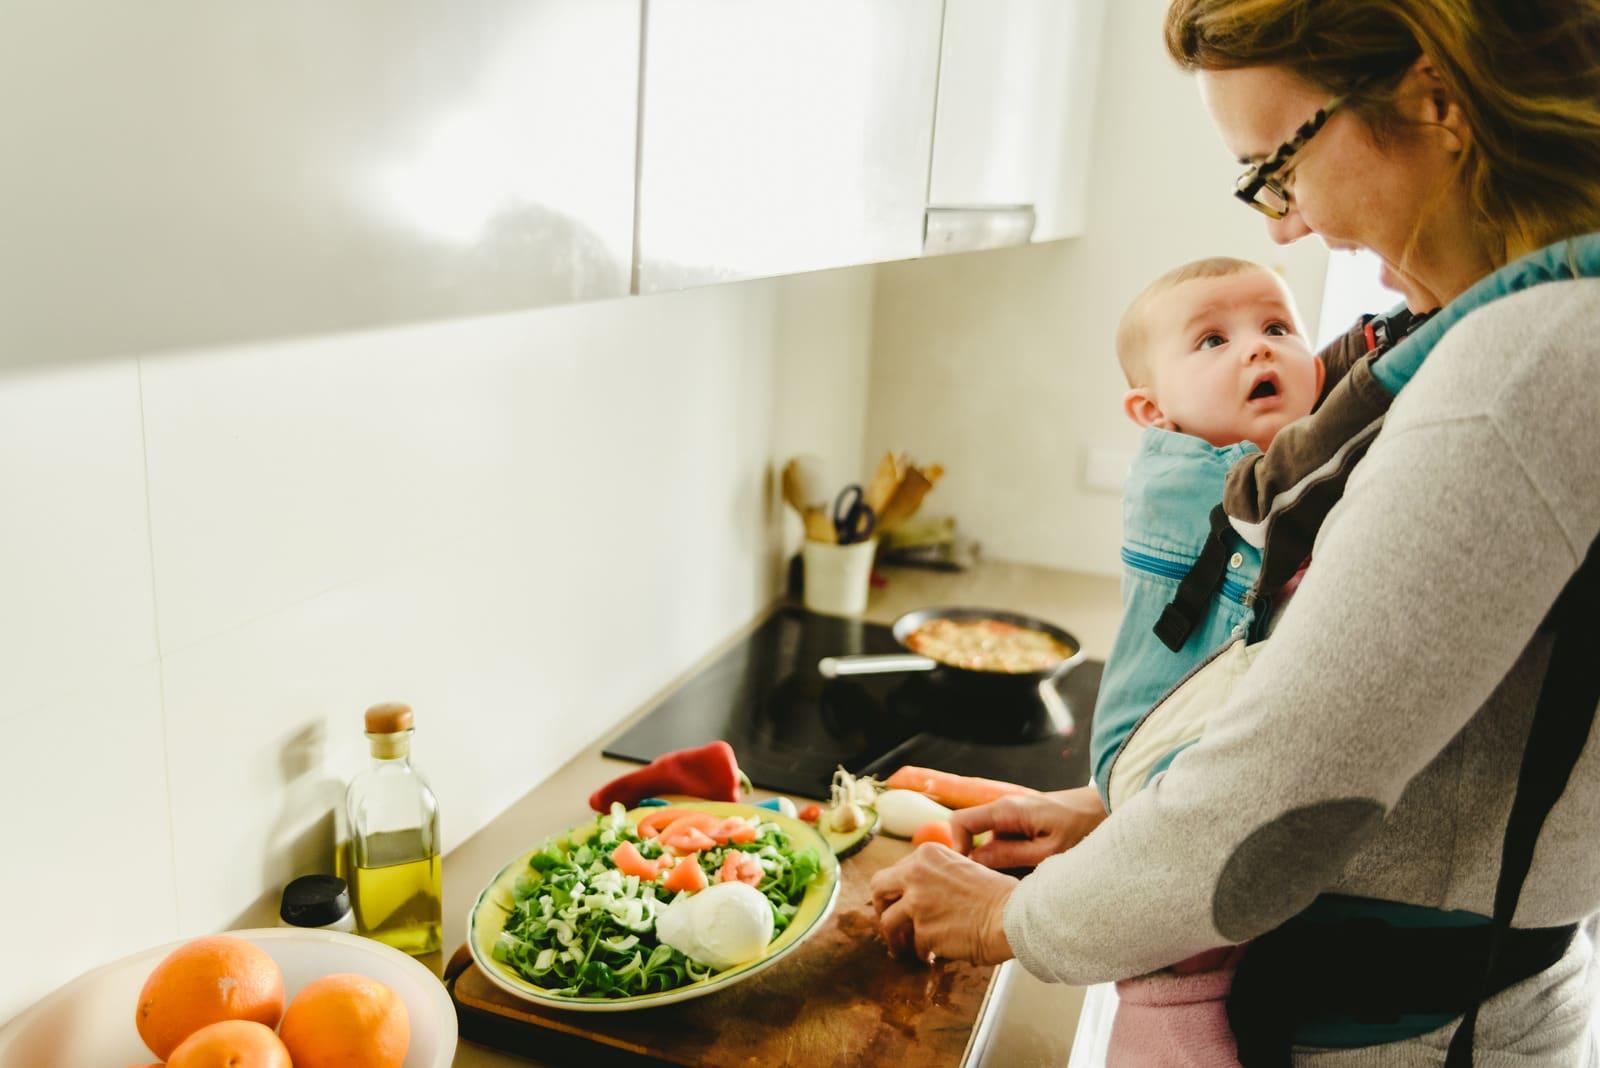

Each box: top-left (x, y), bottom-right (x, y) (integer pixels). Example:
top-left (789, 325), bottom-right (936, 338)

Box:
top-left (818, 606), bottom-right (1085, 690)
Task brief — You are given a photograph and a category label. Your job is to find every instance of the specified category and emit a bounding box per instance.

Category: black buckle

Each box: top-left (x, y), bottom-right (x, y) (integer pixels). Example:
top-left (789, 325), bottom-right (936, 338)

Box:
top-left (1153, 603), bottom-right (1195, 652)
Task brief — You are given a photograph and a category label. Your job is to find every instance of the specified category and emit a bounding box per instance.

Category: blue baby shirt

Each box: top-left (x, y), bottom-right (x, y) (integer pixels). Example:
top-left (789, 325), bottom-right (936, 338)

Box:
top-left (1090, 428), bottom-right (1263, 806)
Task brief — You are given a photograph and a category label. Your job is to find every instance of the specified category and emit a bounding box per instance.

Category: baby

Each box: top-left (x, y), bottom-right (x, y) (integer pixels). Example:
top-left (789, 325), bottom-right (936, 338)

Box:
top-left (1095, 257), bottom-right (1379, 800)
top-left (1100, 254), bottom-right (1376, 1061)
top-left (1092, 256), bottom-right (1393, 1066)
top-left (1117, 257), bottom-right (1324, 453)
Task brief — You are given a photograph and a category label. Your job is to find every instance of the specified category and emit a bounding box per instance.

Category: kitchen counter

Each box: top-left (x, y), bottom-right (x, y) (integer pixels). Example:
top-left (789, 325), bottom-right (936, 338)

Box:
top-left (442, 559), bottom-right (1121, 1067)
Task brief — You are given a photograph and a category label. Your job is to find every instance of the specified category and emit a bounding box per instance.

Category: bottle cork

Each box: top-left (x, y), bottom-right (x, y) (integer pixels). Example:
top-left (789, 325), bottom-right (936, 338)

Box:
top-left (364, 701), bottom-right (414, 735)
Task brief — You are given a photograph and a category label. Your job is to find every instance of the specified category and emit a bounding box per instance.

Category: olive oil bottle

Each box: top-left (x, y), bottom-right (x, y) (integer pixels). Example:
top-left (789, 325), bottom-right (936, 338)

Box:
top-left (346, 702), bottom-right (441, 955)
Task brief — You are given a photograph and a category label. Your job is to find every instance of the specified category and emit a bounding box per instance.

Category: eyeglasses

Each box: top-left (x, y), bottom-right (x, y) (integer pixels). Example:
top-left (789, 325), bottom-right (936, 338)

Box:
top-left (1233, 94), bottom-right (1348, 219)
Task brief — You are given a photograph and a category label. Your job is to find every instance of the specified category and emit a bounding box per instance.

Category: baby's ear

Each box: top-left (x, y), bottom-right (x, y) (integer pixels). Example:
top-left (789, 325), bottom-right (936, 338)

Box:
top-left (1123, 388), bottom-right (1171, 430)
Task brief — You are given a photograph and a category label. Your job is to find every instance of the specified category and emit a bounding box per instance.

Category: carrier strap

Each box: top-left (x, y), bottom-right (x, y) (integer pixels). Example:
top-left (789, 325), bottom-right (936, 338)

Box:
top-left (1227, 536), bottom-right (1597, 1066)
top-left (1153, 504), bottom-right (1239, 652)
top-left (1444, 533), bottom-right (1600, 1066)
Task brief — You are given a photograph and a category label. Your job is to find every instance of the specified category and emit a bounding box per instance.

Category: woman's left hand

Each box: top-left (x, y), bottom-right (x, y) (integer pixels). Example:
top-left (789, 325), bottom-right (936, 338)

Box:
top-left (870, 843), bottom-right (1018, 964)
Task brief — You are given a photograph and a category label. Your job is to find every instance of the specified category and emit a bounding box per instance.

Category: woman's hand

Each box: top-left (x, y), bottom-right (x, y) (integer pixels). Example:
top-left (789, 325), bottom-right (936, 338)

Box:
top-left (952, 785), bottom-right (1108, 870)
top-left (870, 843), bottom-right (1017, 964)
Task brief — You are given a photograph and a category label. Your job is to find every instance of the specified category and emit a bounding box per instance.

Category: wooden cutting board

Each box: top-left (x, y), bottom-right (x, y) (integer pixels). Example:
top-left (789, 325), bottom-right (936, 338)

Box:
top-left (447, 835), bottom-right (998, 1066)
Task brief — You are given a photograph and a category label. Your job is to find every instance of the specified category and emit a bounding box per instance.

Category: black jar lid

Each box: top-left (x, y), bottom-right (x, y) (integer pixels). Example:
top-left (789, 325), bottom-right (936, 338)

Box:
top-left (279, 874), bottom-right (351, 928)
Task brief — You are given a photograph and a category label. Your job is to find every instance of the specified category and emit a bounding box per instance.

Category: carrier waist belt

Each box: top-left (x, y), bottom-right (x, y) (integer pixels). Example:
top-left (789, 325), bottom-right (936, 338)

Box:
top-left (1226, 916), bottom-right (1577, 1067)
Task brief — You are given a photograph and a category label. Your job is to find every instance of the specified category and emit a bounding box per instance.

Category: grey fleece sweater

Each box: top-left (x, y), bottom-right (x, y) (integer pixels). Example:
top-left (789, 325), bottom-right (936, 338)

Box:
top-left (1005, 280), bottom-right (1600, 1065)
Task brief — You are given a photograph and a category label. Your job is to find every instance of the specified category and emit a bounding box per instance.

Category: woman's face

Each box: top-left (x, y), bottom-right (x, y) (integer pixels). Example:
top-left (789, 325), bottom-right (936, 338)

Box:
top-left (1197, 64), bottom-right (1482, 311)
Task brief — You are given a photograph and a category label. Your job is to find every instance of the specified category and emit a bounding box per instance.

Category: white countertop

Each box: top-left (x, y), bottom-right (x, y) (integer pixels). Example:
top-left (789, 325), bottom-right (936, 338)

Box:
top-left (439, 560), bottom-right (1121, 1067)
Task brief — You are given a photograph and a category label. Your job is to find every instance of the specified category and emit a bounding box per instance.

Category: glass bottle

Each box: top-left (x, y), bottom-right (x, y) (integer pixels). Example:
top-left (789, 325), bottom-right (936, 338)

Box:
top-left (345, 702), bottom-right (441, 955)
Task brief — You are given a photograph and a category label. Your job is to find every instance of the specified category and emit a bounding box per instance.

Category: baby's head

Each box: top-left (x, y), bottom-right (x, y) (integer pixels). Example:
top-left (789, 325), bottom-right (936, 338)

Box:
top-left (1117, 257), bottom-right (1323, 452)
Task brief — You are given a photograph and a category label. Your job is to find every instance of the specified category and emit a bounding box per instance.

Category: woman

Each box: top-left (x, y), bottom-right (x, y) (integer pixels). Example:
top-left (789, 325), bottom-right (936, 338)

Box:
top-left (871, 1), bottom-right (1600, 1063)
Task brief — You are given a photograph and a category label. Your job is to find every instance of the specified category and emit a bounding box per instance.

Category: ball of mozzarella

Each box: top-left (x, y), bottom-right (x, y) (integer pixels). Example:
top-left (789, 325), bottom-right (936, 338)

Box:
top-left (656, 880), bottom-right (775, 970)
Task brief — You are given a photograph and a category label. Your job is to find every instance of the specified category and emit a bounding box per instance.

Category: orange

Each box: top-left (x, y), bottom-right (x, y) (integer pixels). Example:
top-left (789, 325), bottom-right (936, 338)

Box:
top-left (166, 1019), bottom-right (292, 1068)
top-left (278, 972), bottom-right (410, 1068)
top-left (136, 935), bottom-right (285, 1060)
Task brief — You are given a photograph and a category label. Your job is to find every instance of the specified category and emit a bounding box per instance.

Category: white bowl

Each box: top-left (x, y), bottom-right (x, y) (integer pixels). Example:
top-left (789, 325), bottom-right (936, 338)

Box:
top-left (0, 928), bottom-right (456, 1068)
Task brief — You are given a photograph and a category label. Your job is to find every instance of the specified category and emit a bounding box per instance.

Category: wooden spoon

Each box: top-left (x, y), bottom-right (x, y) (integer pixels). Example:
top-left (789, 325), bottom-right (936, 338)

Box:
top-left (782, 455), bottom-right (828, 515)
top-left (803, 506), bottom-right (837, 543)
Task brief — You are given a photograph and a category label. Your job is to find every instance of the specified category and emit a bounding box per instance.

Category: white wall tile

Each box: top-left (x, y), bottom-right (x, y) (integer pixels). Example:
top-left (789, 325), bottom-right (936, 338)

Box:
top-left (0, 663), bottom-right (175, 1022)
top-left (771, 267), bottom-right (879, 557)
top-left (0, 359), bottom-right (157, 714)
top-left (138, 266), bottom-right (873, 658)
top-left (139, 314), bottom-right (529, 654)
top-left (2, 198), bottom-right (875, 1016)
top-left (150, 268), bottom-right (873, 937)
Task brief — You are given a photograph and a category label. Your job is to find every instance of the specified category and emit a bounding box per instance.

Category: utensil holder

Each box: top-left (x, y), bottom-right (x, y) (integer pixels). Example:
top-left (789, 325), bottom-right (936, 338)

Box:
top-left (802, 538), bottom-right (877, 617)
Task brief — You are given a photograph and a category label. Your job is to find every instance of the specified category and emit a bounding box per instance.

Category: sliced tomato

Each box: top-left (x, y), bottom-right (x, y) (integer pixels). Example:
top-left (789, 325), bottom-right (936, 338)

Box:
top-left (718, 851), bottom-right (763, 887)
top-left (659, 812), bottom-right (721, 836)
top-left (611, 840), bottom-right (665, 880)
top-left (635, 807), bottom-right (697, 839)
top-left (662, 852), bottom-right (708, 893)
top-left (659, 825), bottom-right (718, 853)
top-left (708, 817), bottom-right (758, 844)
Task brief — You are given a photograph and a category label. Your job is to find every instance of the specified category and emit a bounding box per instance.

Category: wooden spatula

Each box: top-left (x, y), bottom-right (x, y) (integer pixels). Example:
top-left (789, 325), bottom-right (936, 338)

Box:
top-left (864, 451), bottom-right (902, 515)
top-left (877, 465), bottom-right (935, 533)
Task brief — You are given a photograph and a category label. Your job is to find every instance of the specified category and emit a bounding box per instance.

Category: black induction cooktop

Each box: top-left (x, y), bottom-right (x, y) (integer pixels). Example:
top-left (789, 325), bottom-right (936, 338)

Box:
top-left (603, 607), bottom-right (1102, 801)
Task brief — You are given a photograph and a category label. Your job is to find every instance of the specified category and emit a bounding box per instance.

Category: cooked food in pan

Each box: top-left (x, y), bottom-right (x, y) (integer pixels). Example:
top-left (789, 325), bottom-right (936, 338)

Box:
top-left (904, 617), bottom-right (1072, 674)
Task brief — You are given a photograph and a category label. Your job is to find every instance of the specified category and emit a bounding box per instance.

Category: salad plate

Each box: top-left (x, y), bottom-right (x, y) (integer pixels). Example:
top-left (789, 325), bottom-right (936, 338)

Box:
top-left (467, 800), bottom-right (841, 1012)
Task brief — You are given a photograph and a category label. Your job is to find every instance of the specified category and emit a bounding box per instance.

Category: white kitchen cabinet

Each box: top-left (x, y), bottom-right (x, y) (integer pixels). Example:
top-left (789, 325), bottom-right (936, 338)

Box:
top-left (925, 0), bottom-right (1106, 252)
top-left (0, 0), bottom-right (640, 368)
top-left (635, 0), bottom-right (945, 293)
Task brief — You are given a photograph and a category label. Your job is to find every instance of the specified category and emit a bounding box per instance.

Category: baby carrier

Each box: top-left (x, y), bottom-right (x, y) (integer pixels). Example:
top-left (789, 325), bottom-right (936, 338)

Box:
top-left (1105, 236), bottom-right (1600, 812)
top-left (1106, 235), bottom-right (1600, 1065)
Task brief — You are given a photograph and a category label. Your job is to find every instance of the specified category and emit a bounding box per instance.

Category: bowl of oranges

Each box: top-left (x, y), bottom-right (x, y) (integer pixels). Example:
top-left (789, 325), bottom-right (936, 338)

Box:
top-left (0, 928), bottom-right (455, 1068)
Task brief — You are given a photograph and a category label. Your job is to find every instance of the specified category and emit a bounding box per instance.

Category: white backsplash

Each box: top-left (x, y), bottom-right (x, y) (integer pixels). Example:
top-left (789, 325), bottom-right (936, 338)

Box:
top-left (0, 267), bottom-right (873, 1022)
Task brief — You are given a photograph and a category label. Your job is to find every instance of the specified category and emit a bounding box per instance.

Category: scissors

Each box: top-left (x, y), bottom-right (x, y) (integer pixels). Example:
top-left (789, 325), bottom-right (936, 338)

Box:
top-left (832, 484), bottom-right (877, 545)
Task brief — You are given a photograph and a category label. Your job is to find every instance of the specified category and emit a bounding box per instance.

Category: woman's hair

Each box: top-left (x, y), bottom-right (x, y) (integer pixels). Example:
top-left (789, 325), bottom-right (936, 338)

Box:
top-left (1164, 0), bottom-right (1600, 261)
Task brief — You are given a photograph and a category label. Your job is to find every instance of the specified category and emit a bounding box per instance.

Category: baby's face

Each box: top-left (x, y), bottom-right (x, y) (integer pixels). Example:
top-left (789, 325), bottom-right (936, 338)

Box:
top-left (1137, 271), bottom-right (1320, 451)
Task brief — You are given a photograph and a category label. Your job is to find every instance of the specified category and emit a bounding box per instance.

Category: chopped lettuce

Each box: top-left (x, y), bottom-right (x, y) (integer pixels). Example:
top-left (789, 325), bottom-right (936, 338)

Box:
top-left (492, 806), bottom-right (824, 999)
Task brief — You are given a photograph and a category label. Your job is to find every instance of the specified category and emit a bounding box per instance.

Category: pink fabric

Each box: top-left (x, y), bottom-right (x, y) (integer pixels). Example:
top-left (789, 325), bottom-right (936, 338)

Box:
top-left (1106, 946), bottom-right (1247, 1068)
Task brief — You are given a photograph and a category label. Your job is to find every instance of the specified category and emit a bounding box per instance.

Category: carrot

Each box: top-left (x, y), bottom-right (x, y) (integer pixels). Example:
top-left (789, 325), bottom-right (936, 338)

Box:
top-left (611, 841), bottom-right (665, 880)
top-left (882, 766), bottom-right (1039, 809)
top-left (663, 852), bottom-right (708, 893)
top-left (911, 820), bottom-right (961, 852)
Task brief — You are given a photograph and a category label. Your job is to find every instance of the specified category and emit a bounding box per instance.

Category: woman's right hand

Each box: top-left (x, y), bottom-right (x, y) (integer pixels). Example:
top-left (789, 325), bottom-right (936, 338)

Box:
top-left (951, 785), bottom-right (1108, 870)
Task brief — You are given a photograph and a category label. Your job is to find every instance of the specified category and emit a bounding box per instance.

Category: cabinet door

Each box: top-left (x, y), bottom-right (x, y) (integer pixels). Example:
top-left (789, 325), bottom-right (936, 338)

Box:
top-left (636, 0), bottom-right (944, 293)
top-left (927, 0), bottom-right (1105, 245)
top-left (0, 0), bottom-right (640, 368)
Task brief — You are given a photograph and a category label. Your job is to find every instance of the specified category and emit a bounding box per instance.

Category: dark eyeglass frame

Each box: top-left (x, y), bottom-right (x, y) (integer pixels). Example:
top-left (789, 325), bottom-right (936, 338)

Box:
top-left (1233, 93), bottom-right (1349, 219)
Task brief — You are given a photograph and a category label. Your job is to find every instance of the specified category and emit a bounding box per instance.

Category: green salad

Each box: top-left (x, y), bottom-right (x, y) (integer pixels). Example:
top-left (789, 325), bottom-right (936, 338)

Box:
top-left (491, 804), bottom-right (824, 998)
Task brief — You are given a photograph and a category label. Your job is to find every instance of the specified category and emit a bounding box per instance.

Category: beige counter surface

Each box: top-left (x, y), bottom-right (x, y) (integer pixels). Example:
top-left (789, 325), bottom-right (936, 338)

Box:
top-left (442, 560), bottom-right (1121, 1067)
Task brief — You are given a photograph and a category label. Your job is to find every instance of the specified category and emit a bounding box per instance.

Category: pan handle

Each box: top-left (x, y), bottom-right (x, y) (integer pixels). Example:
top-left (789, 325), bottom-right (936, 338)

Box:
top-left (818, 654), bottom-right (938, 678)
